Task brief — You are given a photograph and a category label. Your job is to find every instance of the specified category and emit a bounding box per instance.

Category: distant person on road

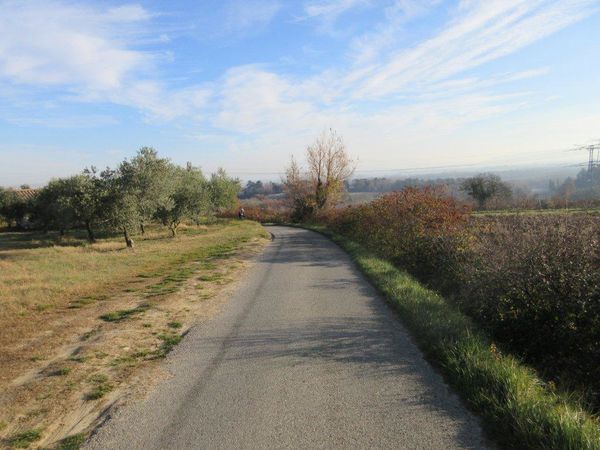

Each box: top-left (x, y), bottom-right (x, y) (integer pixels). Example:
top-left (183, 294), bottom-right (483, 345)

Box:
top-left (238, 208), bottom-right (245, 220)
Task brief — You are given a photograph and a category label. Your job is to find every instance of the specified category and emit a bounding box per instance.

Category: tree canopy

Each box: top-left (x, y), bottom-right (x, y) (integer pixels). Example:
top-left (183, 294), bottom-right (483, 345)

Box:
top-left (6, 148), bottom-right (239, 246)
top-left (461, 173), bottom-right (512, 209)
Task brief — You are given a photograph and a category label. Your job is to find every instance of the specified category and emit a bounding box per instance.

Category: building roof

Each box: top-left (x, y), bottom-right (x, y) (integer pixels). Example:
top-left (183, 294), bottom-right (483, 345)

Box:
top-left (13, 188), bottom-right (39, 202)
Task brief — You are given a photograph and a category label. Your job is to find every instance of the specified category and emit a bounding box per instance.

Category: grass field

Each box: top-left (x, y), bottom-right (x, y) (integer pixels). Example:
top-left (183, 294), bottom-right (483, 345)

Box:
top-left (0, 220), bottom-right (269, 449)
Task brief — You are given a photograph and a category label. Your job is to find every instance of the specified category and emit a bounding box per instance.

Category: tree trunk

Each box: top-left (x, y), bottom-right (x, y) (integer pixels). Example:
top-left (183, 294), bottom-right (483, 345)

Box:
top-left (85, 221), bottom-right (96, 243)
top-left (170, 224), bottom-right (177, 237)
top-left (123, 228), bottom-right (134, 248)
top-left (140, 222), bottom-right (145, 235)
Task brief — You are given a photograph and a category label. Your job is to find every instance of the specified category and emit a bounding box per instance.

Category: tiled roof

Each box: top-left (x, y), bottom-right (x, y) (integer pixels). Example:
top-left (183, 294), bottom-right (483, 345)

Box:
top-left (13, 189), bottom-right (39, 202)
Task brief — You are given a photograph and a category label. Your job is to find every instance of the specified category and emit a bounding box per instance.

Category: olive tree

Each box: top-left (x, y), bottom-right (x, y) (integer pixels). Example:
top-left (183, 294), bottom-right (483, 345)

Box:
top-left (100, 167), bottom-right (140, 248)
top-left (156, 164), bottom-right (210, 236)
top-left (119, 147), bottom-right (172, 235)
top-left (0, 187), bottom-right (12, 227)
top-left (0, 188), bottom-right (33, 229)
top-left (208, 168), bottom-right (240, 214)
top-left (34, 179), bottom-right (76, 235)
top-left (68, 170), bottom-right (107, 242)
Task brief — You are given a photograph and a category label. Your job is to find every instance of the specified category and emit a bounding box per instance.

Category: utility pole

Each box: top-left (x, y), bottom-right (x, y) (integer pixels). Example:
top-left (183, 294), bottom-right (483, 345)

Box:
top-left (570, 141), bottom-right (600, 188)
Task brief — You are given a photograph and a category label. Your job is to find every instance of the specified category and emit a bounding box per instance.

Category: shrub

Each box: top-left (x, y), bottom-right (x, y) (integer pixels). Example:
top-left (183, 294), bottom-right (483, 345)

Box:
top-left (321, 187), bottom-right (471, 293)
top-left (317, 190), bottom-right (600, 410)
top-left (458, 214), bottom-right (600, 406)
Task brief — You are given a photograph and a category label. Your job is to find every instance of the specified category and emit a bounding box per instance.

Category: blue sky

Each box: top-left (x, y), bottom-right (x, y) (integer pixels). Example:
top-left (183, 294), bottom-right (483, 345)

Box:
top-left (1, 0), bottom-right (599, 186)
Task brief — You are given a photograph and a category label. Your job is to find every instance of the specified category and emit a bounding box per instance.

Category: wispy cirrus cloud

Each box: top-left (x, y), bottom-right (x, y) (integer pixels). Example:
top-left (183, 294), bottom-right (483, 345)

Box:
top-left (300, 0), bottom-right (373, 34)
top-left (304, 0), bottom-right (371, 19)
top-left (348, 0), bottom-right (600, 99)
top-left (223, 0), bottom-right (282, 35)
top-left (193, 0), bottom-right (599, 170)
top-left (349, 0), bottom-right (442, 63)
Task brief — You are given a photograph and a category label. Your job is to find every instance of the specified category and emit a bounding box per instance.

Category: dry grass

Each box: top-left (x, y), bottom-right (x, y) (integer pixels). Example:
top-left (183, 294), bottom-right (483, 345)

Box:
top-left (0, 220), bottom-right (269, 449)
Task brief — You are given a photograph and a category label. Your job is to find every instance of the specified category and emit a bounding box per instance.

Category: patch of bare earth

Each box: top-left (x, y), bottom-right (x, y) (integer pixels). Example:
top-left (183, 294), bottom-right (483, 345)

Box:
top-left (0, 235), bottom-right (268, 449)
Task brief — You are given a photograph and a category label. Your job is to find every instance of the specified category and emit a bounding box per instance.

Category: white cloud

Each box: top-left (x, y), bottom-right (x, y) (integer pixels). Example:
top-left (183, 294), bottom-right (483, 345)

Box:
top-left (304, 0), bottom-right (371, 19)
top-left (349, 0), bottom-right (442, 63)
top-left (0, 0), bottom-right (150, 90)
top-left (224, 0), bottom-right (281, 33)
top-left (0, 0), bottom-right (213, 121)
top-left (108, 81), bottom-right (213, 121)
top-left (301, 0), bottom-right (373, 34)
top-left (213, 66), bottom-right (318, 134)
top-left (104, 4), bottom-right (152, 22)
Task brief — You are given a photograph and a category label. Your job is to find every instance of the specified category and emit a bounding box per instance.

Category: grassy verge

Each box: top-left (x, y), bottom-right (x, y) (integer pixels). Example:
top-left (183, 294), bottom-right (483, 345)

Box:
top-left (302, 224), bottom-right (600, 450)
top-left (0, 220), bottom-right (269, 449)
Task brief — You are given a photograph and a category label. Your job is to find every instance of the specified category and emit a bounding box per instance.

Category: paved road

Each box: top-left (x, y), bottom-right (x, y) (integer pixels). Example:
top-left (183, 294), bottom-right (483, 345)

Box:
top-left (86, 226), bottom-right (489, 450)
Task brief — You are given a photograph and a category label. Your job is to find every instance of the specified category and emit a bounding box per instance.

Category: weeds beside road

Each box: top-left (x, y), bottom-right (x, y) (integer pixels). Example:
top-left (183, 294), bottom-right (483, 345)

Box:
top-left (318, 189), bottom-right (600, 412)
top-left (304, 224), bottom-right (600, 450)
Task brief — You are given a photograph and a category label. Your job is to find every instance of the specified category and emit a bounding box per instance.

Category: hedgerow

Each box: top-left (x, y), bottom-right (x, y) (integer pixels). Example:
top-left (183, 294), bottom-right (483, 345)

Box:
top-left (316, 188), bottom-right (600, 411)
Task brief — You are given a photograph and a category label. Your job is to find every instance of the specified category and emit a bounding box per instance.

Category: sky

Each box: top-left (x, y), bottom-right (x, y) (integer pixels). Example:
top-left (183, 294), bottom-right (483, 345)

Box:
top-left (1, 0), bottom-right (600, 186)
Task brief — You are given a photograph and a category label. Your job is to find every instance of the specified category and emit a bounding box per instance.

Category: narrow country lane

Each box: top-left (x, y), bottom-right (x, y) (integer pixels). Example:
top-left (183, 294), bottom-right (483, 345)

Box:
top-left (85, 226), bottom-right (489, 450)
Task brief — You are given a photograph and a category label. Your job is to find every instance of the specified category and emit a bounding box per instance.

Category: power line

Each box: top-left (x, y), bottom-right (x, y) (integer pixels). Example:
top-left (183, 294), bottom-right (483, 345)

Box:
top-left (568, 140), bottom-right (600, 187)
top-left (225, 145), bottom-right (592, 177)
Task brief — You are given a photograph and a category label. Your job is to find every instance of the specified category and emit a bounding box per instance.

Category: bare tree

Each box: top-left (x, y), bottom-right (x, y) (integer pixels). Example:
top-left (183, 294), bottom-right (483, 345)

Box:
top-left (283, 129), bottom-right (355, 220)
top-left (283, 156), bottom-right (307, 203)
top-left (307, 129), bottom-right (355, 208)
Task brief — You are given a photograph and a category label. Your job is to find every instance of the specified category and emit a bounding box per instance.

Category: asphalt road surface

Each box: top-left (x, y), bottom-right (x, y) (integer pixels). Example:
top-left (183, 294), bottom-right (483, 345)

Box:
top-left (86, 226), bottom-right (490, 450)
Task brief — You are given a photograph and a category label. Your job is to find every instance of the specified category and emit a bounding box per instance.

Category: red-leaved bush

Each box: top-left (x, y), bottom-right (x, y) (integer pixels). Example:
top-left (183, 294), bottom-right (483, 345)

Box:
top-left (318, 189), bottom-right (600, 408)
top-left (320, 187), bottom-right (471, 293)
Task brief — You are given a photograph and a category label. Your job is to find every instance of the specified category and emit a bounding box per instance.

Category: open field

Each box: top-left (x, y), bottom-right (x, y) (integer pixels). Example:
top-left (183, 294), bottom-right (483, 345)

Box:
top-left (0, 220), bottom-right (269, 449)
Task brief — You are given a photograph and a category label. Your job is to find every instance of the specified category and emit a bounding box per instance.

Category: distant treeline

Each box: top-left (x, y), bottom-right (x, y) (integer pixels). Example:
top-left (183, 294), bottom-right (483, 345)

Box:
top-left (549, 167), bottom-right (600, 202)
top-left (238, 180), bottom-right (284, 199)
top-left (345, 176), bottom-right (460, 193)
top-left (239, 170), bottom-right (600, 210)
top-left (350, 169), bottom-right (600, 207)
top-left (0, 148), bottom-right (239, 246)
